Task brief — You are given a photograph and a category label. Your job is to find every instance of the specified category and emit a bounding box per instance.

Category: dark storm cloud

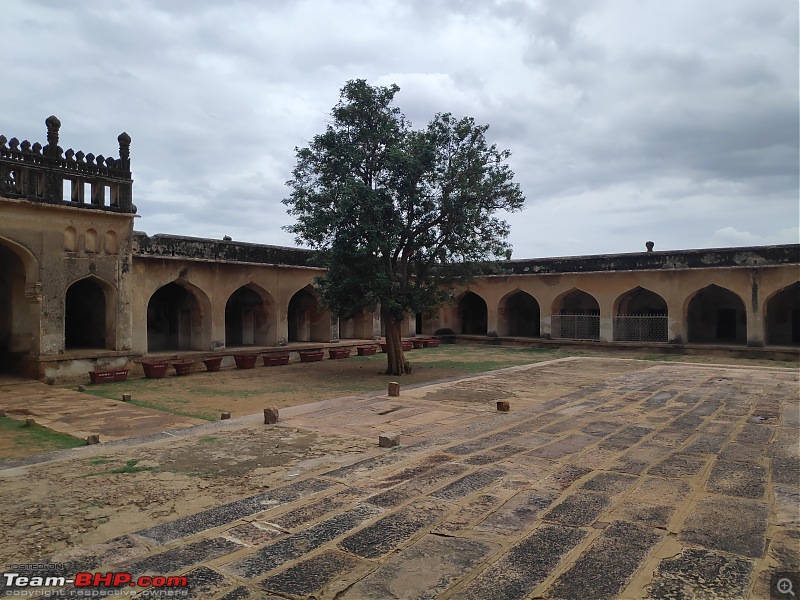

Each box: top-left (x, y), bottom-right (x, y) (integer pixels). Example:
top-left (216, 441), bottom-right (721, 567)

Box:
top-left (1, 0), bottom-right (796, 257)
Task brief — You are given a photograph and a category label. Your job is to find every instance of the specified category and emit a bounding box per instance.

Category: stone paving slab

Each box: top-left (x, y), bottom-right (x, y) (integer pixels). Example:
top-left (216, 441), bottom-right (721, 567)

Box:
top-left (10, 358), bottom-right (799, 599)
top-left (0, 380), bottom-right (204, 441)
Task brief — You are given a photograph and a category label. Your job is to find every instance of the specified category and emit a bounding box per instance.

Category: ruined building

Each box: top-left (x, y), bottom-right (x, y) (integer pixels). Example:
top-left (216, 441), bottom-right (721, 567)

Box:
top-left (1, 118), bottom-right (798, 379)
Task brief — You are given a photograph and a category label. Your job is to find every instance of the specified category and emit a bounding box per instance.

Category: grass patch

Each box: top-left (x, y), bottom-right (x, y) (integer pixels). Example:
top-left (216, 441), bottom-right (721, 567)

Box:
top-left (88, 457), bottom-right (112, 465)
top-left (199, 436), bottom-right (220, 443)
top-left (88, 459), bottom-right (156, 476)
top-left (0, 416), bottom-right (85, 452)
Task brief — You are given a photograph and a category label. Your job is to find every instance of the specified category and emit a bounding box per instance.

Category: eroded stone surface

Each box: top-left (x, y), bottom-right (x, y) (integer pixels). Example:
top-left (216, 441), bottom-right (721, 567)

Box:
top-left (341, 534), bottom-right (496, 599)
top-left (646, 548), bottom-right (755, 599)
top-left (544, 520), bottom-right (662, 599)
top-left (705, 459), bottom-right (767, 499)
top-left (542, 489), bottom-right (611, 527)
top-left (260, 550), bottom-right (361, 597)
top-left (458, 523), bottom-right (587, 599)
top-left (679, 497), bottom-right (768, 558)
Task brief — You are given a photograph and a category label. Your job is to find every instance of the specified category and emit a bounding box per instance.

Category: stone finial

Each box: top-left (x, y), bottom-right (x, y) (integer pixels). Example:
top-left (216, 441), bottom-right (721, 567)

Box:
top-left (45, 115), bottom-right (61, 157)
top-left (646, 241), bottom-right (654, 252)
top-left (118, 131), bottom-right (131, 164)
top-left (388, 382), bottom-right (400, 397)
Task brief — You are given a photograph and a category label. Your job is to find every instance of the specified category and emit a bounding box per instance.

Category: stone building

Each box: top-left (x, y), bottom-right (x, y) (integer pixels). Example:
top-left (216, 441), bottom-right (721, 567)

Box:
top-left (1, 118), bottom-right (798, 379)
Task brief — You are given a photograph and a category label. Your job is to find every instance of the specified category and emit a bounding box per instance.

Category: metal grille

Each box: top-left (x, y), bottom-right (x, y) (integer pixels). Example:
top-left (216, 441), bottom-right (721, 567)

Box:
top-left (613, 315), bottom-right (668, 343)
top-left (552, 314), bottom-right (600, 340)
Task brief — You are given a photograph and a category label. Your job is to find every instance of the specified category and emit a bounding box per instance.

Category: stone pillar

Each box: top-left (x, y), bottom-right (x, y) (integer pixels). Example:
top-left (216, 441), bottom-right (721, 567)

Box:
top-left (598, 301), bottom-right (613, 342)
top-left (747, 268), bottom-right (764, 347)
top-left (117, 132), bottom-right (133, 212)
top-left (44, 115), bottom-right (62, 204)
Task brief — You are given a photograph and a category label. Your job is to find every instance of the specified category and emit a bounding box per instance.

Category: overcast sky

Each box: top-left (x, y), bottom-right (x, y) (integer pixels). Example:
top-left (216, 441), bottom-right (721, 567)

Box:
top-left (3, 0), bottom-right (797, 258)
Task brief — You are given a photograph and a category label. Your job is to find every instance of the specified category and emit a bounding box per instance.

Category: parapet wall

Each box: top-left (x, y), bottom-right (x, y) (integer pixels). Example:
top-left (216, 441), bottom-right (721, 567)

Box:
top-left (499, 244), bottom-right (800, 275)
top-left (133, 232), bottom-right (317, 267)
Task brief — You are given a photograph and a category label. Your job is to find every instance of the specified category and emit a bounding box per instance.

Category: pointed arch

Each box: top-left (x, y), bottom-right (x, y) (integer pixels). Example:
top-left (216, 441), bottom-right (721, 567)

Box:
top-left (498, 289), bottom-right (540, 337)
top-left (686, 284), bottom-right (746, 345)
top-left (764, 281), bottom-right (800, 346)
top-left (0, 237), bottom-right (38, 360)
top-left (146, 279), bottom-right (211, 352)
top-left (287, 285), bottom-right (329, 342)
top-left (458, 291), bottom-right (488, 335)
top-left (613, 287), bottom-right (668, 342)
top-left (225, 282), bottom-right (276, 347)
top-left (551, 288), bottom-right (600, 340)
top-left (64, 275), bottom-right (117, 350)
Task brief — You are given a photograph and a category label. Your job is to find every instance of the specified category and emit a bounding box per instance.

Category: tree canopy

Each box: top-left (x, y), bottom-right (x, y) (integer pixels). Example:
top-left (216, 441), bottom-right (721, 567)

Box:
top-left (284, 79), bottom-right (525, 374)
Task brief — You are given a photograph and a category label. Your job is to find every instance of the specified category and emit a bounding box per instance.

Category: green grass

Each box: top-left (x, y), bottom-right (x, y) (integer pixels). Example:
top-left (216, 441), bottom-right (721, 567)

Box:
top-left (199, 436), bottom-right (220, 443)
top-left (0, 415), bottom-right (85, 452)
top-left (88, 459), bottom-right (156, 476)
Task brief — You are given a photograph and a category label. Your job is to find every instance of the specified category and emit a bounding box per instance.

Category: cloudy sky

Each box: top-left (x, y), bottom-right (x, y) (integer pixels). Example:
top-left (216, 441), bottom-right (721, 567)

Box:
top-left (3, 0), bottom-right (797, 258)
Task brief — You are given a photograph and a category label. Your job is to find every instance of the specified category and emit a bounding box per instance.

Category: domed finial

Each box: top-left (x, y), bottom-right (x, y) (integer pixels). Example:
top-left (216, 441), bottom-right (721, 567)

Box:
top-left (645, 241), bottom-right (654, 252)
top-left (118, 131), bottom-right (131, 164)
top-left (45, 115), bottom-right (61, 130)
top-left (45, 115), bottom-right (61, 157)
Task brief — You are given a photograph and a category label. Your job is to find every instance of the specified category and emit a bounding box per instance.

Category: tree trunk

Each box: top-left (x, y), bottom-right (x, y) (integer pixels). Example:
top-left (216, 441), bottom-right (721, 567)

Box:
top-left (383, 313), bottom-right (410, 375)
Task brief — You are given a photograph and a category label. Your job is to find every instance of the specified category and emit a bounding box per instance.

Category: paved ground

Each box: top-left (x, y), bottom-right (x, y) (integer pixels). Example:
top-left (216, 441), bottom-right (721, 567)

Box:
top-left (1, 358), bottom-right (798, 599)
top-left (0, 378), bottom-right (204, 441)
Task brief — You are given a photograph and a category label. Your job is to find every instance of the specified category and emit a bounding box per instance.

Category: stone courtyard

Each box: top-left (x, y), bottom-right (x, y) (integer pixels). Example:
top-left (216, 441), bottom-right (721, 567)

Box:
top-left (0, 357), bottom-right (798, 599)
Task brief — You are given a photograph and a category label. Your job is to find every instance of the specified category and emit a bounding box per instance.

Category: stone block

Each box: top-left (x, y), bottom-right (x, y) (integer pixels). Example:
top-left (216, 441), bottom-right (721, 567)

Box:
top-left (388, 382), bottom-right (400, 397)
top-left (221, 412), bottom-right (231, 420)
top-left (86, 434), bottom-right (100, 445)
top-left (497, 400), bottom-right (510, 411)
top-left (264, 407), bottom-right (279, 425)
top-left (122, 393), bottom-right (132, 402)
top-left (379, 433), bottom-right (400, 448)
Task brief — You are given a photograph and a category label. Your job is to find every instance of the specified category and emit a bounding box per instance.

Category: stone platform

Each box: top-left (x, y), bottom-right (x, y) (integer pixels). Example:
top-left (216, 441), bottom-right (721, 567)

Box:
top-left (1, 358), bottom-right (798, 599)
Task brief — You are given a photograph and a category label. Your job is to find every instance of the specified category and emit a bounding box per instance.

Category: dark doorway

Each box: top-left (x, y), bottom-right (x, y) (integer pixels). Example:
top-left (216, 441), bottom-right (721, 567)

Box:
top-left (459, 292), bottom-right (488, 335)
top-left (765, 282), bottom-right (800, 346)
top-left (0, 243), bottom-right (31, 366)
top-left (225, 286), bottom-right (268, 346)
top-left (65, 279), bottom-right (106, 349)
top-left (687, 285), bottom-right (746, 345)
top-left (504, 292), bottom-right (540, 337)
top-left (147, 283), bottom-right (201, 352)
top-left (288, 288), bottom-right (327, 342)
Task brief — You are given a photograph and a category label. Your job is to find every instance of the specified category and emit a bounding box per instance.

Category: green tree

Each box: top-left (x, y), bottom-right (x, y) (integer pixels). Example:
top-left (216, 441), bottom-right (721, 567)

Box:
top-left (284, 80), bottom-right (525, 375)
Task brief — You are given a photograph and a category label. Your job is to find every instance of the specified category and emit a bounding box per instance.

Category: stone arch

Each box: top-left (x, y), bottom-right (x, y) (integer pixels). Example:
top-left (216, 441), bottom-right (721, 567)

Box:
top-left (146, 280), bottom-right (211, 352)
top-left (64, 275), bottom-right (116, 350)
top-left (551, 288), bottom-right (600, 340)
top-left (686, 284), bottom-right (746, 345)
top-left (64, 226), bottom-right (78, 252)
top-left (0, 237), bottom-right (38, 363)
top-left (105, 230), bottom-right (119, 254)
top-left (613, 287), bottom-right (668, 342)
top-left (225, 283), bottom-right (276, 347)
top-left (764, 281), bottom-right (800, 346)
top-left (498, 290), bottom-right (540, 337)
top-left (458, 291), bottom-right (488, 335)
top-left (84, 228), bottom-right (98, 254)
top-left (287, 285), bottom-right (329, 342)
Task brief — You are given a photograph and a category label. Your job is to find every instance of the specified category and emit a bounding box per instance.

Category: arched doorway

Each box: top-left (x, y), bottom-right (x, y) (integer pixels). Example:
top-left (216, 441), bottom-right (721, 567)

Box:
top-left (0, 242), bottom-right (33, 367)
top-left (553, 289), bottom-right (600, 340)
top-left (147, 282), bottom-right (208, 352)
top-left (225, 285), bottom-right (273, 347)
top-left (613, 287), bottom-right (668, 342)
top-left (687, 285), bottom-right (746, 345)
top-left (765, 282), bottom-right (800, 346)
top-left (459, 292), bottom-right (488, 335)
top-left (339, 311), bottom-right (374, 339)
top-left (65, 278), bottom-right (110, 349)
top-left (288, 288), bottom-right (328, 342)
top-left (500, 291), bottom-right (540, 337)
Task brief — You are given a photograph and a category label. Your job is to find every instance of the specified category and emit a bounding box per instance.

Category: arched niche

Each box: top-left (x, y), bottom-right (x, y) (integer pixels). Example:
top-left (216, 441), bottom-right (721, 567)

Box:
top-left (287, 286), bottom-right (329, 342)
top-left (147, 280), bottom-right (211, 352)
top-left (764, 282), bottom-right (800, 346)
top-left (65, 276), bottom-right (116, 350)
top-left (458, 291), bottom-right (488, 335)
top-left (686, 284), bottom-right (746, 345)
top-left (498, 290), bottom-right (540, 337)
top-left (225, 284), bottom-right (275, 347)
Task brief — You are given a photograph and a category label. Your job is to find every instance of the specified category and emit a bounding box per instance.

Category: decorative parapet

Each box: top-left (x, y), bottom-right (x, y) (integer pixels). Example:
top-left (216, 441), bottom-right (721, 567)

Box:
top-left (0, 116), bottom-right (135, 213)
top-left (494, 244), bottom-right (800, 275)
